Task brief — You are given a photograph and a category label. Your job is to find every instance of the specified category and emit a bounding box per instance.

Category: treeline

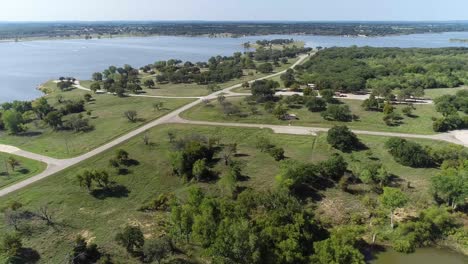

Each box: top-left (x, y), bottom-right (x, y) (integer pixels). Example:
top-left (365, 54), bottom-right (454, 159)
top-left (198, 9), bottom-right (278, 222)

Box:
top-left (255, 38), bottom-right (295, 46)
top-left (90, 47), bottom-right (309, 95)
top-left (299, 46), bottom-right (468, 94)
top-left (2, 22), bottom-right (468, 40)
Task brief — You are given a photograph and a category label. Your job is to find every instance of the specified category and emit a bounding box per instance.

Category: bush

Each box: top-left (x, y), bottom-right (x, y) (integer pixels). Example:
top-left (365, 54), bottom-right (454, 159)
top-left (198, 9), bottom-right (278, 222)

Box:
top-left (268, 147), bottom-right (285, 161)
top-left (327, 125), bottom-right (361, 152)
top-left (385, 138), bottom-right (433, 167)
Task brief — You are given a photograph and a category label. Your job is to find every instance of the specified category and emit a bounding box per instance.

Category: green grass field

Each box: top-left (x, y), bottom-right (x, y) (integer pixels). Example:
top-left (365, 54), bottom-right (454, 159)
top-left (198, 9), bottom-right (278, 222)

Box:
top-left (0, 81), bottom-right (194, 158)
top-left (0, 153), bottom-right (46, 189)
top-left (0, 124), bottom-right (453, 263)
top-left (424, 86), bottom-right (467, 99)
top-left (181, 97), bottom-right (442, 135)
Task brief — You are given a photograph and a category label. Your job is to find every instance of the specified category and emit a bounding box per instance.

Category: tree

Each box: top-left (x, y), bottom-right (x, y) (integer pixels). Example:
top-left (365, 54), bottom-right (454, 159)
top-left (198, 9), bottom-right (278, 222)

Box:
top-left (37, 204), bottom-right (55, 226)
top-left (77, 171), bottom-right (94, 192)
top-left (71, 235), bottom-right (101, 264)
top-left (251, 80), bottom-right (279, 101)
top-left (84, 93), bottom-right (93, 102)
top-left (44, 111), bottom-right (63, 130)
top-left (92, 72), bottom-right (103, 81)
top-left (241, 81), bottom-right (250, 89)
top-left (32, 97), bottom-right (53, 119)
top-left (7, 157), bottom-right (20, 171)
top-left (320, 89), bottom-right (335, 103)
top-left (124, 110), bottom-right (138, 122)
top-left (152, 102), bottom-right (164, 111)
top-left (312, 226), bottom-right (365, 264)
top-left (90, 82), bottom-right (101, 93)
top-left (221, 143), bottom-right (237, 165)
top-left (306, 96), bottom-right (327, 112)
top-left (115, 226), bottom-right (145, 254)
top-left (143, 79), bottom-right (156, 89)
top-left (272, 103), bottom-right (288, 120)
top-left (0, 233), bottom-right (22, 259)
top-left (192, 159), bottom-right (208, 182)
top-left (380, 187), bottom-right (408, 228)
top-left (116, 149), bottom-right (130, 164)
top-left (385, 138), bottom-right (433, 168)
top-left (207, 83), bottom-right (221, 92)
top-left (257, 62), bottom-right (273, 73)
top-left (2, 110), bottom-right (26, 134)
top-left (382, 101), bottom-right (394, 115)
top-left (431, 166), bottom-right (467, 209)
top-left (327, 125), bottom-right (361, 152)
top-left (321, 105), bottom-right (352, 121)
top-left (143, 237), bottom-right (172, 264)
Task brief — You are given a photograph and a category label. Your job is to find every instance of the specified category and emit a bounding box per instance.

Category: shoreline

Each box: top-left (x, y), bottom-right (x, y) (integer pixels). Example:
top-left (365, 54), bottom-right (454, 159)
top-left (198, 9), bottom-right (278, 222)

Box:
top-left (0, 30), bottom-right (466, 44)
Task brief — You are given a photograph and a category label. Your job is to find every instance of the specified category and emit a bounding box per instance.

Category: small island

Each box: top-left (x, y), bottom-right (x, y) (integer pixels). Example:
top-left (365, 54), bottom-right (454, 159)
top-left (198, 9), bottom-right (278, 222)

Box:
top-left (449, 38), bottom-right (468, 43)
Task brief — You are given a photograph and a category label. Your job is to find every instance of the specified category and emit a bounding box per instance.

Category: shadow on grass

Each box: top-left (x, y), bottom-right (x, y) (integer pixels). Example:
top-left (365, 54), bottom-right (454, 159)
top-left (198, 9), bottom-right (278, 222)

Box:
top-left (7, 248), bottom-right (41, 264)
top-left (91, 185), bottom-right (130, 199)
top-left (17, 168), bottom-right (30, 174)
top-left (18, 131), bottom-right (42, 137)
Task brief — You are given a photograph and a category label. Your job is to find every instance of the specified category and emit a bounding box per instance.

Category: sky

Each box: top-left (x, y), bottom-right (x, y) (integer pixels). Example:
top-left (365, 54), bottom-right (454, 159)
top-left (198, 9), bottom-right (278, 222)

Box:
top-left (0, 0), bottom-right (467, 22)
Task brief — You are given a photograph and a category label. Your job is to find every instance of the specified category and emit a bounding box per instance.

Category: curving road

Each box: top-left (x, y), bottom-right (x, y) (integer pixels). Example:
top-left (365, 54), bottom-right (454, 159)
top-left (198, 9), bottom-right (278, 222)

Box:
top-left (1, 53), bottom-right (467, 198)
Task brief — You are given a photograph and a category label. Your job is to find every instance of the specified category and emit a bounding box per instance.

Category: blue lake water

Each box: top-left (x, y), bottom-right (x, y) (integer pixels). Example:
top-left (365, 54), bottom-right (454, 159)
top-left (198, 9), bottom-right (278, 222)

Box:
top-left (1, 32), bottom-right (468, 102)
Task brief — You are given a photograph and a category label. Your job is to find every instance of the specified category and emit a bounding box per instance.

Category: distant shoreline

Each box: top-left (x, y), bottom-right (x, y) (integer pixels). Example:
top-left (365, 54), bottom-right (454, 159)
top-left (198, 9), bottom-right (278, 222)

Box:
top-left (1, 31), bottom-right (464, 44)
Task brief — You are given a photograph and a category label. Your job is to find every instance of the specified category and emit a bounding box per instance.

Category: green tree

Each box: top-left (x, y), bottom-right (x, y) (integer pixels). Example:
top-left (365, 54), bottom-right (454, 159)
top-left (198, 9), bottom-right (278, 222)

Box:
top-left (92, 72), bottom-right (103, 81)
top-left (2, 110), bottom-right (26, 134)
top-left (320, 89), bottom-right (335, 103)
top-left (124, 110), bottom-right (138, 122)
top-left (312, 226), bottom-right (365, 264)
top-left (44, 111), bottom-right (63, 130)
top-left (306, 96), bottom-right (327, 112)
top-left (115, 226), bottom-right (145, 254)
top-left (327, 125), bottom-right (361, 152)
top-left (143, 79), bottom-right (156, 89)
top-left (7, 157), bottom-right (20, 171)
top-left (90, 82), bottom-right (101, 93)
top-left (380, 187), bottom-right (408, 228)
top-left (192, 159), bottom-right (208, 181)
top-left (143, 237), bottom-right (172, 264)
top-left (431, 166), bottom-right (467, 209)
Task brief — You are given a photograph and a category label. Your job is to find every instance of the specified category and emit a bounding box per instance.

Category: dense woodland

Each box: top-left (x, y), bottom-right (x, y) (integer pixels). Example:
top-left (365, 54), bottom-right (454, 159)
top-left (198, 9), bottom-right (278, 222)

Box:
top-left (1, 22), bottom-right (468, 40)
top-left (299, 46), bottom-right (468, 94)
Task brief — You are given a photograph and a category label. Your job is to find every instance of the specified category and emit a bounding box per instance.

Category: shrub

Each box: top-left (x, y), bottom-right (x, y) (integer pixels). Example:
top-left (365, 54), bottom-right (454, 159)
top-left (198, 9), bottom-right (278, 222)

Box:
top-left (385, 138), bottom-right (433, 167)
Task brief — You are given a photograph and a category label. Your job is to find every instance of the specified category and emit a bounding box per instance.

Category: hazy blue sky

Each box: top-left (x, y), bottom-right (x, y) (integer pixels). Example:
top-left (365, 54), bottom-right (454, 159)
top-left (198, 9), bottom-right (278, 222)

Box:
top-left (1, 0), bottom-right (467, 21)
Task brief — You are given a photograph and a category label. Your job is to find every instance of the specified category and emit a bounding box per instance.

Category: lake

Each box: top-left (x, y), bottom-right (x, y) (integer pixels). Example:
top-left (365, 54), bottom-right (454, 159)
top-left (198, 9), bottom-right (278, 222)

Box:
top-left (1, 31), bottom-right (468, 102)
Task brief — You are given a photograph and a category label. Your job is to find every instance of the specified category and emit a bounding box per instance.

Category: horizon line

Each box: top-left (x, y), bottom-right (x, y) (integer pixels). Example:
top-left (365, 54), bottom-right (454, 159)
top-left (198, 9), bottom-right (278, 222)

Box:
top-left (1, 20), bottom-right (468, 23)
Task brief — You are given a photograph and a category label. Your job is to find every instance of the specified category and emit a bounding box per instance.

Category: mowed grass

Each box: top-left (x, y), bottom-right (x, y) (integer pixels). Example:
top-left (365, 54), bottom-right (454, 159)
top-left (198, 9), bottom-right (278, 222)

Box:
top-left (0, 152), bottom-right (46, 189)
top-left (0, 124), bottom-right (453, 263)
top-left (0, 81), bottom-right (194, 158)
top-left (424, 86), bottom-right (468, 99)
top-left (181, 97), bottom-right (442, 134)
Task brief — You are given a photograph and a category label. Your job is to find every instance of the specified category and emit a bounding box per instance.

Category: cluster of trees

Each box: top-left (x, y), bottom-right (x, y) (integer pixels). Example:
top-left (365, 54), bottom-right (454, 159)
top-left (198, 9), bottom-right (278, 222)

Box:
top-left (254, 39), bottom-right (295, 46)
top-left (169, 134), bottom-right (217, 182)
top-left (91, 64), bottom-right (141, 96)
top-left (169, 186), bottom-right (331, 264)
top-left (91, 47), bottom-right (306, 96)
top-left (300, 47), bottom-right (468, 94)
top-left (432, 90), bottom-right (468, 132)
top-left (0, 96), bottom-right (92, 134)
top-left (253, 45), bottom-right (310, 62)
